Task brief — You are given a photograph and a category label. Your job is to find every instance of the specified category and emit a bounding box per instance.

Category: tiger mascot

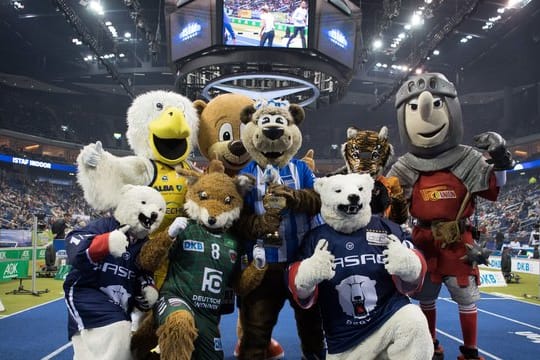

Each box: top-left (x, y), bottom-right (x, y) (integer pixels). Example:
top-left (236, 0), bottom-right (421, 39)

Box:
top-left (334, 125), bottom-right (408, 224)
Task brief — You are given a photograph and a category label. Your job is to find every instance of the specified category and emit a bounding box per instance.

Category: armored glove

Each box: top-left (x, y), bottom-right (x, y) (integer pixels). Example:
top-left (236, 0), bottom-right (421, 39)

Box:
top-left (473, 131), bottom-right (515, 171)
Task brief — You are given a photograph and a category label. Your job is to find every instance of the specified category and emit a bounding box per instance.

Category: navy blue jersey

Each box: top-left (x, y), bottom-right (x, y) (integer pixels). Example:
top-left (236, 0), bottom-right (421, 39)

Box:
top-left (295, 216), bottom-right (418, 354)
top-left (63, 217), bottom-right (153, 339)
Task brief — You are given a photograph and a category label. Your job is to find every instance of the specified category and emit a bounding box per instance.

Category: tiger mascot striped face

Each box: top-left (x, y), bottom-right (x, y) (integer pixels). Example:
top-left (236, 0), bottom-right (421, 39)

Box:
top-left (341, 126), bottom-right (393, 177)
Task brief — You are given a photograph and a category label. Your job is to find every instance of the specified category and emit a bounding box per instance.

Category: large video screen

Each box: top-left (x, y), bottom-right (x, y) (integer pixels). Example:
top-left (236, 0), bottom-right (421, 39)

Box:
top-left (316, 7), bottom-right (357, 69)
top-left (169, 0), bottom-right (213, 62)
top-left (222, 0), bottom-right (311, 48)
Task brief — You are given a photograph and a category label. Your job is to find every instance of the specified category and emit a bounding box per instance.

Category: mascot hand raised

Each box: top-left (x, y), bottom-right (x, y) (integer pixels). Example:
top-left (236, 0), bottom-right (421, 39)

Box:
top-left (295, 239), bottom-right (335, 298)
top-left (473, 131), bottom-right (515, 171)
top-left (79, 140), bottom-right (104, 168)
top-left (383, 234), bottom-right (422, 282)
top-left (168, 216), bottom-right (189, 238)
top-left (88, 224), bottom-right (130, 261)
top-left (267, 183), bottom-right (320, 212)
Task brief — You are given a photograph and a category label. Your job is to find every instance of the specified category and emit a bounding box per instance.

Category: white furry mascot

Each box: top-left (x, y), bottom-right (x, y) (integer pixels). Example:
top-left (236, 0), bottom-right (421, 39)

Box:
top-left (288, 173), bottom-right (433, 360)
top-left (77, 90), bottom-right (198, 221)
top-left (63, 185), bottom-right (165, 360)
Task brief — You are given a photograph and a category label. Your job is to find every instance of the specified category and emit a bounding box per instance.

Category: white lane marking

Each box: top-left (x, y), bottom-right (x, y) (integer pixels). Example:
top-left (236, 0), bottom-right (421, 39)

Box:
top-left (40, 342), bottom-right (72, 360)
top-left (436, 329), bottom-right (503, 360)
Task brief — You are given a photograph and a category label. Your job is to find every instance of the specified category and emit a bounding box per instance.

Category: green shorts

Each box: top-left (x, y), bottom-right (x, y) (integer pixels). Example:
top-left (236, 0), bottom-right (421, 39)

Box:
top-left (154, 295), bottom-right (224, 360)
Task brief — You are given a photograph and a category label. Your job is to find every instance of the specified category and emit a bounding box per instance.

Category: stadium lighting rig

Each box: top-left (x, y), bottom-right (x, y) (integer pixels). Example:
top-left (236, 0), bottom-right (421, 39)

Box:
top-left (168, 0), bottom-right (362, 108)
top-left (369, 0), bottom-right (481, 111)
top-left (54, 0), bottom-right (135, 98)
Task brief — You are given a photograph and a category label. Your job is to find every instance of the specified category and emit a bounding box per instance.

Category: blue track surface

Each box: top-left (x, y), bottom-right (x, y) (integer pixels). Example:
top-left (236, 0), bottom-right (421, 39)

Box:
top-left (1, 287), bottom-right (539, 359)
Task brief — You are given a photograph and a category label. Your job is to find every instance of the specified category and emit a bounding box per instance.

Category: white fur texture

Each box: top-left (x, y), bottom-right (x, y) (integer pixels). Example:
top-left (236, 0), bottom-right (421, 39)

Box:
top-left (168, 217), bottom-right (189, 238)
top-left (142, 285), bottom-right (159, 308)
top-left (295, 239), bottom-right (335, 298)
top-left (76, 147), bottom-right (154, 210)
top-left (113, 185), bottom-right (166, 240)
top-left (71, 320), bottom-right (133, 360)
top-left (314, 173), bottom-right (374, 234)
top-left (126, 90), bottom-right (199, 159)
top-left (326, 304), bottom-right (433, 360)
top-left (108, 228), bottom-right (129, 258)
top-left (383, 234), bottom-right (422, 282)
top-left (183, 199), bottom-right (240, 230)
top-left (77, 91), bottom-right (197, 211)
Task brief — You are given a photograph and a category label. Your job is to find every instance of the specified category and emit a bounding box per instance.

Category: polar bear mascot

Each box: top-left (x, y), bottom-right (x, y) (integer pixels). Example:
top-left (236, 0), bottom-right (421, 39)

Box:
top-left (64, 185), bottom-right (166, 360)
top-left (288, 173), bottom-right (434, 360)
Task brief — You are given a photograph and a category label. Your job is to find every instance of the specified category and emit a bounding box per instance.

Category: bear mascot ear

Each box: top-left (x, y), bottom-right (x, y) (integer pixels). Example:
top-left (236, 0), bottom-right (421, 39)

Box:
top-left (314, 176), bottom-right (327, 195)
top-left (193, 99), bottom-right (207, 117)
top-left (240, 105), bottom-right (257, 124)
top-left (288, 104), bottom-right (305, 126)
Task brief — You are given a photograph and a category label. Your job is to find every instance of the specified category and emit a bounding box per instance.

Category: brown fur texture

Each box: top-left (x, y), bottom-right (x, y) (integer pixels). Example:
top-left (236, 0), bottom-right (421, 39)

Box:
top-left (153, 160), bottom-right (266, 360)
top-left (130, 311), bottom-right (160, 360)
top-left (237, 101), bottom-right (325, 359)
top-left (195, 94), bottom-right (254, 175)
top-left (137, 231), bottom-right (174, 274)
top-left (157, 310), bottom-right (198, 360)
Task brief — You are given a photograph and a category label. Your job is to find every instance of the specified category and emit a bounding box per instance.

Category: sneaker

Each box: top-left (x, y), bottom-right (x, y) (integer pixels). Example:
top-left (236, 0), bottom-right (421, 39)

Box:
top-left (457, 346), bottom-right (485, 360)
top-left (233, 338), bottom-right (284, 360)
top-left (0, 299), bottom-right (5, 312)
top-left (433, 339), bottom-right (444, 360)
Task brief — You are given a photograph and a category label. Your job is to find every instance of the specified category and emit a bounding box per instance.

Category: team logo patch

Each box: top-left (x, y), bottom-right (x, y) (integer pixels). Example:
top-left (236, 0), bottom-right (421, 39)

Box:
top-left (420, 186), bottom-right (457, 201)
top-left (366, 231), bottom-right (388, 246)
top-left (346, 242), bottom-right (354, 251)
top-left (161, 175), bottom-right (168, 181)
top-left (214, 337), bottom-right (223, 351)
top-left (229, 250), bottom-right (237, 263)
top-left (183, 240), bottom-right (204, 252)
top-left (122, 252), bottom-right (131, 261)
top-left (335, 275), bottom-right (378, 320)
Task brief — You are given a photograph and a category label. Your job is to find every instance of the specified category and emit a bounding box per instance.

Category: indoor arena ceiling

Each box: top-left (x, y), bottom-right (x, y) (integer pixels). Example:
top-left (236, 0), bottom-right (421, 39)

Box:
top-left (0, 0), bottom-right (539, 107)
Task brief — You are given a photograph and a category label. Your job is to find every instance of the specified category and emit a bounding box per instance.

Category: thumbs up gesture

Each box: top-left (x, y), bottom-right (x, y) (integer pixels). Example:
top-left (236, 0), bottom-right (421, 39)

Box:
top-left (109, 224), bottom-right (130, 257)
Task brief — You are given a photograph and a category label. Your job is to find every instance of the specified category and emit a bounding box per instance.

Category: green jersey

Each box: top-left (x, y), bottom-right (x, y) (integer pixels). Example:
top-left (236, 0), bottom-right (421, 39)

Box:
top-left (156, 221), bottom-right (241, 359)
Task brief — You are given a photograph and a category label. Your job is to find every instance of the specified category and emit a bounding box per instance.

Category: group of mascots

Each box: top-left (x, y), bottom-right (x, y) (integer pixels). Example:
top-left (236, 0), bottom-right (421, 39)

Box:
top-left (64, 72), bottom-right (514, 360)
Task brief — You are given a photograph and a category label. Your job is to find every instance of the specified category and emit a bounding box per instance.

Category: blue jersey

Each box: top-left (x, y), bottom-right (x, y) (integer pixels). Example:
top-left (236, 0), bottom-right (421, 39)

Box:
top-left (240, 158), bottom-right (321, 263)
top-left (296, 217), bottom-right (419, 354)
top-left (63, 217), bottom-right (153, 339)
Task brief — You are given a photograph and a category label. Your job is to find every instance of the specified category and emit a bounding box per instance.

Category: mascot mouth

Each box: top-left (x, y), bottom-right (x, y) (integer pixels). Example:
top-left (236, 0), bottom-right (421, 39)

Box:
top-left (153, 135), bottom-right (188, 160)
top-left (223, 158), bottom-right (250, 168)
top-left (337, 203), bottom-right (363, 215)
top-left (138, 213), bottom-right (157, 229)
top-left (419, 124), bottom-right (446, 138)
top-left (262, 151), bottom-right (284, 159)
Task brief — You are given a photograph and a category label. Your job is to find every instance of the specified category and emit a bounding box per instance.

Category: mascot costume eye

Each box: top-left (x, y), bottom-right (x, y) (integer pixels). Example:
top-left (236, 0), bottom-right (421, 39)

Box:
top-left (387, 72), bottom-right (515, 360)
top-left (288, 173), bottom-right (433, 359)
top-left (339, 126), bottom-right (408, 224)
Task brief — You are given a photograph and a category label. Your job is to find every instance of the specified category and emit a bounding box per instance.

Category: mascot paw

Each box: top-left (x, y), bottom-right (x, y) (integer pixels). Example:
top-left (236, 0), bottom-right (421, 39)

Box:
top-left (109, 225), bottom-right (130, 257)
top-left (252, 243), bottom-right (266, 270)
top-left (79, 140), bottom-right (104, 168)
top-left (168, 217), bottom-right (189, 238)
top-left (383, 234), bottom-right (421, 282)
top-left (136, 285), bottom-right (158, 310)
top-left (460, 242), bottom-right (492, 268)
top-left (296, 239), bottom-right (335, 296)
top-left (157, 311), bottom-right (198, 360)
